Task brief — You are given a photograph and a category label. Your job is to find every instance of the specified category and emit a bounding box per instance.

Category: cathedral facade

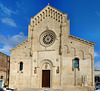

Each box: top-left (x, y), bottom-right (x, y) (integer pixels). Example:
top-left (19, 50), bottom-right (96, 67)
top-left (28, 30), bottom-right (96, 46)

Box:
top-left (9, 5), bottom-right (95, 91)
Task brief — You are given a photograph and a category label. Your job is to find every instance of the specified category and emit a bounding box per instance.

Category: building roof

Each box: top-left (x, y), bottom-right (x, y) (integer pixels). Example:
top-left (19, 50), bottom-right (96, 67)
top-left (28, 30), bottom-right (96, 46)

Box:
top-left (0, 52), bottom-right (10, 57)
top-left (69, 35), bottom-right (95, 46)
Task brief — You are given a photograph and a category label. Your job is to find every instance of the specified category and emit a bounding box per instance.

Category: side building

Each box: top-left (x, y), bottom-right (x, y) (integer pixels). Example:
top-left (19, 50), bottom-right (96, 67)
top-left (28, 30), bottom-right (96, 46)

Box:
top-left (95, 70), bottom-right (100, 89)
top-left (0, 52), bottom-right (10, 87)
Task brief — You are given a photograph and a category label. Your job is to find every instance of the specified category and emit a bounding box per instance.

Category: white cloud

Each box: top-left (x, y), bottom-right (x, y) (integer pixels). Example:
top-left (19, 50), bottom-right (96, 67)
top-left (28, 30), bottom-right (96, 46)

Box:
top-left (0, 2), bottom-right (16, 16)
top-left (95, 62), bottom-right (100, 70)
top-left (0, 45), bottom-right (12, 55)
top-left (0, 32), bottom-right (28, 55)
top-left (1, 18), bottom-right (16, 27)
top-left (94, 51), bottom-right (99, 57)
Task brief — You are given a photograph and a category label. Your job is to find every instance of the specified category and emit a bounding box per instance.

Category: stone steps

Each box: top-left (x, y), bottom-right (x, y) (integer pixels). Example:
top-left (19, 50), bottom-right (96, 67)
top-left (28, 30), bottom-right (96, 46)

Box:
top-left (19, 88), bottom-right (63, 91)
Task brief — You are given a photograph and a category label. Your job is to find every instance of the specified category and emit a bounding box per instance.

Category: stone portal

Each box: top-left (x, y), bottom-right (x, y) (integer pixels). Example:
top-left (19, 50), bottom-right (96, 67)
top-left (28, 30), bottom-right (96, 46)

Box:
top-left (42, 70), bottom-right (50, 88)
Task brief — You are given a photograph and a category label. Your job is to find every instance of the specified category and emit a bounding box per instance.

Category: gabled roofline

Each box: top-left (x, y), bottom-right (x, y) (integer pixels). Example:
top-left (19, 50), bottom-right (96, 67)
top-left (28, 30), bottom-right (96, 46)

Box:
top-left (69, 35), bottom-right (95, 46)
top-left (47, 5), bottom-right (65, 14)
top-left (0, 52), bottom-right (10, 57)
top-left (31, 4), bottom-right (65, 19)
top-left (30, 4), bottom-right (68, 28)
top-left (10, 40), bottom-right (28, 52)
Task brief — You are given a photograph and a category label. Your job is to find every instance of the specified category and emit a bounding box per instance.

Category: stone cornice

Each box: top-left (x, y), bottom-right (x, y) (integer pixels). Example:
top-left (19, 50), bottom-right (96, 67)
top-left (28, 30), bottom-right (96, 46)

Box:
top-left (69, 35), bottom-right (95, 46)
top-left (10, 40), bottom-right (28, 52)
top-left (31, 5), bottom-right (68, 27)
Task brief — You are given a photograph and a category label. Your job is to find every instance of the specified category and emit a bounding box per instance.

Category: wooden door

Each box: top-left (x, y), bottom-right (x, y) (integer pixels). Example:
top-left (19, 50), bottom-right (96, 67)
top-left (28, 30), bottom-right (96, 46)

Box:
top-left (42, 70), bottom-right (50, 87)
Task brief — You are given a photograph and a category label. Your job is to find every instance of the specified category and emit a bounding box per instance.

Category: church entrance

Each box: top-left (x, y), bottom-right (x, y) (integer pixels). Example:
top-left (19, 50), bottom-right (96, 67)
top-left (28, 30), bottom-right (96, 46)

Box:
top-left (42, 70), bottom-right (50, 88)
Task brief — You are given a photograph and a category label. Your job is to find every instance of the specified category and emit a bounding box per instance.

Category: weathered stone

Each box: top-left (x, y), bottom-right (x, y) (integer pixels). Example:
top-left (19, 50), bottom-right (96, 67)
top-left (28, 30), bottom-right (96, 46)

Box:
top-left (9, 5), bottom-right (95, 91)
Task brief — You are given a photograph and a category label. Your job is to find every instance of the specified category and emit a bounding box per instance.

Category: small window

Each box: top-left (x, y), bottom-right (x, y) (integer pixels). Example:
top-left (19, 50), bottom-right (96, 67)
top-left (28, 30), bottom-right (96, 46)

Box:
top-left (95, 76), bottom-right (100, 82)
top-left (20, 62), bottom-right (23, 71)
top-left (1, 76), bottom-right (3, 79)
top-left (74, 58), bottom-right (79, 68)
top-left (7, 78), bottom-right (9, 81)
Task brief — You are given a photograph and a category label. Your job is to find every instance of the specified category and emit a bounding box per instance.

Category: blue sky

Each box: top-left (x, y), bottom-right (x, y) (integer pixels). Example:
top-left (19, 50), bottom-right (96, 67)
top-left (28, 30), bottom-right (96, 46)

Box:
top-left (0, 0), bottom-right (100, 70)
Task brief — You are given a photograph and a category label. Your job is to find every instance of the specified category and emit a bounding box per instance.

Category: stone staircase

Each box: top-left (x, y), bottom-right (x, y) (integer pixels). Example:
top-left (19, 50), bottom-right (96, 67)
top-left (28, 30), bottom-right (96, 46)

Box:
top-left (18, 88), bottom-right (63, 91)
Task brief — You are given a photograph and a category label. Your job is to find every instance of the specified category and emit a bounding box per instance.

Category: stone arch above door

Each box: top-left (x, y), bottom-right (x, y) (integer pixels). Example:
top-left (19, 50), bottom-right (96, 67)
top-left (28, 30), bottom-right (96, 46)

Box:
top-left (40, 59), bottom-right (54, 70)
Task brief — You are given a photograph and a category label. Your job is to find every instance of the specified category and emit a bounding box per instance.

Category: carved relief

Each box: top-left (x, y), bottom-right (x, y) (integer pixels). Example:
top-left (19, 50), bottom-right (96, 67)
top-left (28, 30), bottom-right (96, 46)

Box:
top-left (43, 12), bottom-right (45, 19)
top-left (31, 5), bottom-right (67, 27)
top-left (41, 60), bottom-right (52, 70)
top-left (79, 50), bottom-right (85, 60)
top-left (45, 63), bottom-right (48, 69)
top-left (34, 67), bottom-right (37, 74)
top-left (50, 9), bottom-right (52, 18)
top-left (42, 63), bottom-right (50, 70)
top-left (82, 75), bottom-right (87, 86)
top-left (64, 45), bottom-right (70, 53)
top-left (40, 14), bottom-right (42, 21)
top-left (34, 59), bottom-right (36, 62)
top-left (23, 52), bottom-right (27, 57)
top-left (56, 66), bottom-right (59, 74)
top-left (71, 47), bottom-right (76, 57)
top-left (56, 58), bottom-right (59, 62)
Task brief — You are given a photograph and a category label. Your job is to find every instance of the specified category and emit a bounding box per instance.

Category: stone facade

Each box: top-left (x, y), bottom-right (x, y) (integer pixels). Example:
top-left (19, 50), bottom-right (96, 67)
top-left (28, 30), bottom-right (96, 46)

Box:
top-left (0, 52), bottom-right (10, 87)
top-left (9, 5), bottom-right (95, 91)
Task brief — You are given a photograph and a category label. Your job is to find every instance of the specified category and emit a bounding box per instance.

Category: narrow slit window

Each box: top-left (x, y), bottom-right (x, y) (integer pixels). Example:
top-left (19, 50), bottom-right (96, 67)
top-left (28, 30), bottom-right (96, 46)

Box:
top-left (74, 58), bottom-right (79, 68)
top-left (20, 62), bottom-right (23, 71)
top-left (1, 76), bottom-right (3, 79)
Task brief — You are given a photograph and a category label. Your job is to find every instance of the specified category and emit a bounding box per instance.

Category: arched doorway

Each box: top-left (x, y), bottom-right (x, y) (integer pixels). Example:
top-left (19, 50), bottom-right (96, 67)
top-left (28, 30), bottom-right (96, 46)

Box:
top-left (40, 59), bottom-right (53, 88)
top-left (42, 70), bottom-right (50, 87)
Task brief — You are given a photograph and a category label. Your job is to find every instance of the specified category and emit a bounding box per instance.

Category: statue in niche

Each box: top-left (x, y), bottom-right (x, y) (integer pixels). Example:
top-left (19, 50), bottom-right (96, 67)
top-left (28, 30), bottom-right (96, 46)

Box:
top-left (34, 59), bottom-right (36, 62)
top-left (56, 66), bottom-right (59, 74)
top-left (46, 26), bottom-right (49, 30)
top-left (34, 67), bottom-right (37, 74)
top-left (45, 63), bottom-right (48, 69)
top-left (82, 75), bottom-right (87, 86)
top-left (56, 58), bottom-right (59, 62)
